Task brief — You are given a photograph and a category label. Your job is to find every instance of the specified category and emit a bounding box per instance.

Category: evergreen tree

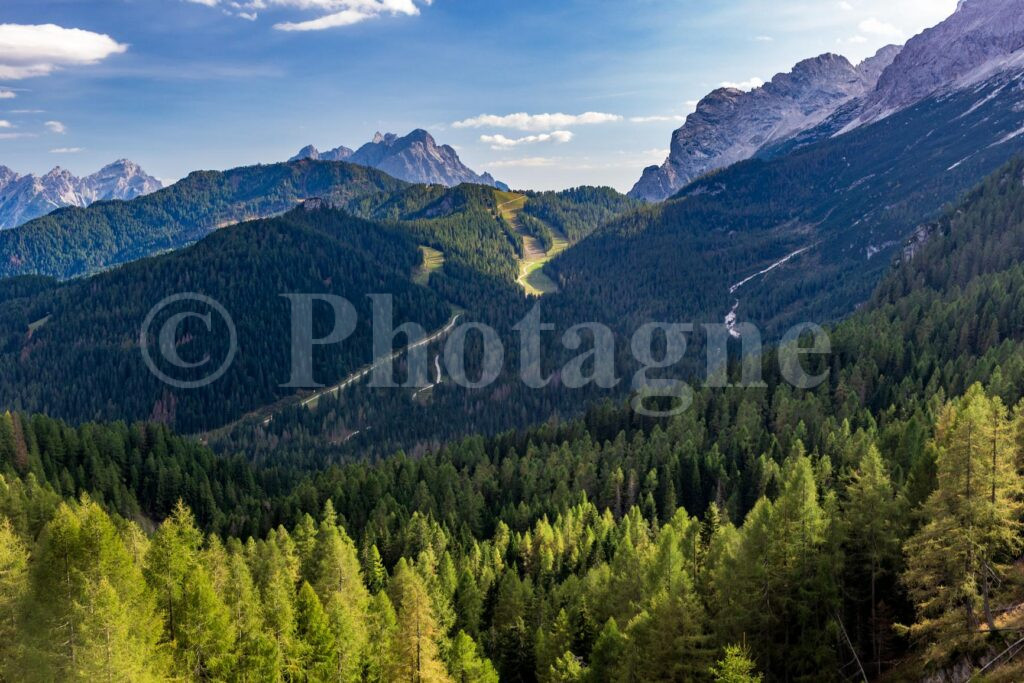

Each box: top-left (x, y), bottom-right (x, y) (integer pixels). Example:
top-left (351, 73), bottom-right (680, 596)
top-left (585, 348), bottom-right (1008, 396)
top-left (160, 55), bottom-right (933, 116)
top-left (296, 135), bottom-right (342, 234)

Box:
top-left (453, 568), bottom-right (483, 638)
top-left (363, 543), bottom-right (389, 594)
top-left (587, 619), bottom-right (627, 683)
top-left (143, 499), bottom-right (203, 644)
top-left (709, 644), bottom-right (763, 683)
top-left (840, 446), bottom-right (902, 677)
top-left (447, 630), bottom-right (499, 683)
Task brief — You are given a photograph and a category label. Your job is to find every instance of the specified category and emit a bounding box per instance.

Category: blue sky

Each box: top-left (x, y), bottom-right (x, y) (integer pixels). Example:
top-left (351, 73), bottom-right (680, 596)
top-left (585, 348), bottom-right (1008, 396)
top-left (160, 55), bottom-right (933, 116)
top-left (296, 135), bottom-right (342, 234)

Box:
top-left (1, 0), bottom-right (957, 191)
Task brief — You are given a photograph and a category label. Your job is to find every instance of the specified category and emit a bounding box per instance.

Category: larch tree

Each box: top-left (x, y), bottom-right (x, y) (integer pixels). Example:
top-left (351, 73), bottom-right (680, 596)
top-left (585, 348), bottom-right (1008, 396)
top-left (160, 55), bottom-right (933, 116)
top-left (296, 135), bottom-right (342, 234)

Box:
top-left (902, 385), bottom-right (1023, 655)
top-left (20, 497), bottom-right (166, 682)
top-left (296, 581), bottom-right (338, 681)
top-left (365, 590), bottom-right (400, 683)
top-left (0, 518), bottom-right (28, 674)
top-left (390, 559), bottom-right (452, 683)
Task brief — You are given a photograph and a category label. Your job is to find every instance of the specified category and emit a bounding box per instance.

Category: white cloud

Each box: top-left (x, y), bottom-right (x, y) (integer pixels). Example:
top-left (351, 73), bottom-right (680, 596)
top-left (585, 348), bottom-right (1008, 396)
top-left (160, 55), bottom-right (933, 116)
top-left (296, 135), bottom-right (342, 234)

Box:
top-left (44, 120), bottom-right (66, 134)
top-left (858, 17), bottom-right (903, 39)
top-left (839, 1), bottom-right (854, 10)
top-left (0, 90), bottom-right (14, 99)
top-left (50, 146), bottom-right (83, 153)
top-left (754, 35), bottom-right (774, 42)
top-left (630, 114), bottom-right (686, 123)
top-left (0, 24), bottom-right (127, 80)
top-left (488, 157), bottom-right (557, 168)
top-left (453, 112), bottom-right (622, 132)
top-left (0, 120), bottom-right (11, 128)
top-left (187, 0), bottom-right (433, 31)
top-left (721, 77), bottom-right (764, 91)
top-left (481, 130), bottom-right (574, 149)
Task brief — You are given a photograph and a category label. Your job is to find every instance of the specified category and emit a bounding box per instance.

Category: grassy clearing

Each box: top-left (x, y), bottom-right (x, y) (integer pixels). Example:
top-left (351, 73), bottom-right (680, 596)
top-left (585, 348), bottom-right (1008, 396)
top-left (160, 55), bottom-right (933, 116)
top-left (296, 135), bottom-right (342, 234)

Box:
top-left (27, 315), bottom-right (51, 335)
top-left (413, 246), bottom-right (445, 286)
top-left (494, 190), bottom-right (568, 296)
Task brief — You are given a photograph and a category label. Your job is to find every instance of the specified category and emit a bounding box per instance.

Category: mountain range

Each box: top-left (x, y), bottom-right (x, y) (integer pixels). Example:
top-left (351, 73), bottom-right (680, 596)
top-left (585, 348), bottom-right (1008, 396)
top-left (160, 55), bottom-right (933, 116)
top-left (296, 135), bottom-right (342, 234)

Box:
top-left (631, 0), bottom-right (1024, 202)
top-left (289, 128), bottom-right (507, 189)
top-left (0, 129), bottom-right (502, 233)
top-left (9, 1), bottom-right (1024, 680)
top-left (0, 159), bottom-right (162, 230)
top-left (629, 46), bottom-right (901, 201)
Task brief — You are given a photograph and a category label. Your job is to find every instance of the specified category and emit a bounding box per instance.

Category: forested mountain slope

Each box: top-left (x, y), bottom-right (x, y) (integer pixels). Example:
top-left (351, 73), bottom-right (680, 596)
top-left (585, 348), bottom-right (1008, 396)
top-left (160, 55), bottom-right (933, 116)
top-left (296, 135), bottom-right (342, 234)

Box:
top-left (0, 206), bottom-right (451, 434)
top-left (551, 66), bottom-right (1024, 339)
top-left (0, 178), bottom-right (637, 445)
top-left (0, 159), bottom-right (412, 281)
top-left (6, 157), bottom-right (1024, 681)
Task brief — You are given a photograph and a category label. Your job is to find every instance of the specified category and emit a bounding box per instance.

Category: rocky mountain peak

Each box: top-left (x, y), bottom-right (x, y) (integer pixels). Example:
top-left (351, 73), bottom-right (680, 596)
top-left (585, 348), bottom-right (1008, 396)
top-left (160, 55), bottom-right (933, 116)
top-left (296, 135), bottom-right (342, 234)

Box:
top-left (856, 44), bottom-right (902, 83)
top-left (850, 0), bottom-right (1024, 129)
top-left (288, 130), bottom-right (504, 189)
top-left (290, 145), bottom-right (320, 161)
top-left (630, 45), bottom-right (899, 201)
top-left (0, 160), bottom-right (163, 229)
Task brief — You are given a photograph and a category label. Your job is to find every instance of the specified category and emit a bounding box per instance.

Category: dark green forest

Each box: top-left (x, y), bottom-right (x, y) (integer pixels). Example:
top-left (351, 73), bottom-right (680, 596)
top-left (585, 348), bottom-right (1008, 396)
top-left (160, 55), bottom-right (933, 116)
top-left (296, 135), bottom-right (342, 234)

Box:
top-left (5, 157), bottom-right (1024, 680)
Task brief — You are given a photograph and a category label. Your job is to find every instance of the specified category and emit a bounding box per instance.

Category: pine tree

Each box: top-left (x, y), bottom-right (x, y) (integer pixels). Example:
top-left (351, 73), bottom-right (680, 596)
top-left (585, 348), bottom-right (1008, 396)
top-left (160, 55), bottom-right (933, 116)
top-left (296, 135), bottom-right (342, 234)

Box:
top-left (313, 503), bottom-right (369, 612)
top-left (258, 540), bottom-right (299, 676)
top-left (364, 543), bottom-right (389, 594)
top-left (294, 513), bottom-right (318, 583)
top-left (535, 608), bottom-right (573, 678)
top-left (176, 565), bottom-right (234, 679)
top-left (715, 456), bottom-right (838, 680)
top-left (547, 650), bottom-right (587, 683)
top-left (325, 591), bottom-right (366, 682)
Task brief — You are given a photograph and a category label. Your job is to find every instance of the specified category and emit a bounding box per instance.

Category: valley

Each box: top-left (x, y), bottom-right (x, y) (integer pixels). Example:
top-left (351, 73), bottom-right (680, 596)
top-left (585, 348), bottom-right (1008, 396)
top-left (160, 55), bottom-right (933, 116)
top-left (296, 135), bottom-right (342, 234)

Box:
top-left (495, 190), bottom-right (568, 295)
top-left (6, 1), bottom-right (1024, 682)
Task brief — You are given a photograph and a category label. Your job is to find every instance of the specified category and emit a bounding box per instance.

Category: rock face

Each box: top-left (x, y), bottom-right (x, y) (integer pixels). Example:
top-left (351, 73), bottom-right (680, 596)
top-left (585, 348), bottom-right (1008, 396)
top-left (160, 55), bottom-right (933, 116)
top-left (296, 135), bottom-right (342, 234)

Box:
top-left (289, 129), bottom-right (505, 188)
top-left (845, 0), bottom-right (1024, 130)
top-left (288, 144), bottom-right (354, 163)
top-left (0, 160), bottom-right (163, 229)
top-left (630, 48), bottom-right (900, 201)
top-left (633, 0), bottom-right (1024, 202)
